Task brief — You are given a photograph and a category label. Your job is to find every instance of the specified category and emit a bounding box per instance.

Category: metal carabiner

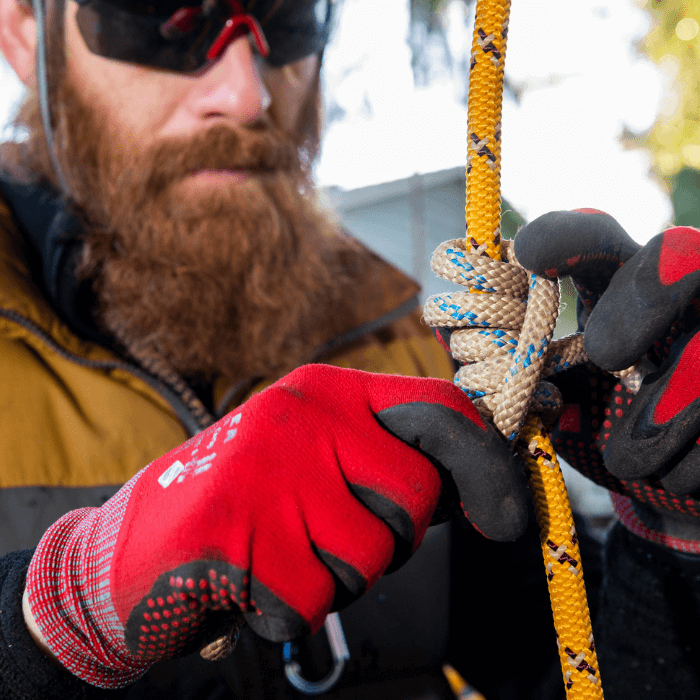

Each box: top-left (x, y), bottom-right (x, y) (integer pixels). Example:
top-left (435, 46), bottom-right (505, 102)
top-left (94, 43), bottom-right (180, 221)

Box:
top-left (283, 612), bottom-right (350, 695)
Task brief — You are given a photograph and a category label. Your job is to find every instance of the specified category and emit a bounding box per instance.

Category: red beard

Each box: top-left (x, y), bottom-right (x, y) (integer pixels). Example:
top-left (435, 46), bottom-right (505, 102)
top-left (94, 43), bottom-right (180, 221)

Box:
top-left (0, 56), bottom-right (371, 387)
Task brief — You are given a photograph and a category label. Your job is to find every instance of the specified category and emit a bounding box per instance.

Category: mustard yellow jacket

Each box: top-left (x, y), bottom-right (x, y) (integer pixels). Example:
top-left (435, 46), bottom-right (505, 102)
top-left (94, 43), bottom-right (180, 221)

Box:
top-left (0, 184), bottom-right (454, 555)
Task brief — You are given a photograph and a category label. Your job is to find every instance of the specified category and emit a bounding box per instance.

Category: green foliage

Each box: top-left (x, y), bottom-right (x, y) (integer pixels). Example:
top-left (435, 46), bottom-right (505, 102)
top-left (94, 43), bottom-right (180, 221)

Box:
top-left (627, 1), bottom-right (700, 225)
top-left (670, 167), bottom-right (700, 227)
top-left (501, 198), bottom-right (525, 240)
top-left (628, 1), bottom-right (700, 184)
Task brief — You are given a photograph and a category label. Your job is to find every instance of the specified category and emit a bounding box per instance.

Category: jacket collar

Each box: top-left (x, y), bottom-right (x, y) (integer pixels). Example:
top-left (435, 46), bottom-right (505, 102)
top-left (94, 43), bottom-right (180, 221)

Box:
top-left (0, 175), bottom-right (110, 345)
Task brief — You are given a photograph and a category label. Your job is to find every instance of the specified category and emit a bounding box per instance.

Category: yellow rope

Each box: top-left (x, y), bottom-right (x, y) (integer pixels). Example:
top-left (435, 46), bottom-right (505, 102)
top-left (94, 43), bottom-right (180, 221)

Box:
top-left (466, 1), bottom-right (604, 697)
top-left (520, 417), bottom-right (602, 697)
top-left (466, 0), bottom-right (508, 260)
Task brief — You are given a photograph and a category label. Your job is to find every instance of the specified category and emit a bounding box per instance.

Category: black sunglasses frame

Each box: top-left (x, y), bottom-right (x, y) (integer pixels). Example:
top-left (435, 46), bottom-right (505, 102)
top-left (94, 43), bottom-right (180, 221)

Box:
top-left (73, 0), bottom-right (335, 73)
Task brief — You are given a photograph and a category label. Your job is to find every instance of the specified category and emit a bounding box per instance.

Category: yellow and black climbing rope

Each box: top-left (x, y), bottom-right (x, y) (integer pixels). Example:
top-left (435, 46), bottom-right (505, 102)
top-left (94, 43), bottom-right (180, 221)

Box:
top-left (431, 1), bottom-right (605, 697)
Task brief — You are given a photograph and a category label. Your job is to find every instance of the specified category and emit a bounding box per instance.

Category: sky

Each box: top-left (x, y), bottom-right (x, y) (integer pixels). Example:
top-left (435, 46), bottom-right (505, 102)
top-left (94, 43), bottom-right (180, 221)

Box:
top-left (0, 0), bottom-right (676, 245)
top-left (317, 0), bottom-right (675, 245)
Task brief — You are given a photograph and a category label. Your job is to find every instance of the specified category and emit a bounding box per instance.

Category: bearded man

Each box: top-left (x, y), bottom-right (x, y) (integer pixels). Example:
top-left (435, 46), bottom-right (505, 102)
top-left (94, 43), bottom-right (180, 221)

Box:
top-left (0, 0), bottom-right (567, 698)
top-left (0, 1), bottom-right (697, 698)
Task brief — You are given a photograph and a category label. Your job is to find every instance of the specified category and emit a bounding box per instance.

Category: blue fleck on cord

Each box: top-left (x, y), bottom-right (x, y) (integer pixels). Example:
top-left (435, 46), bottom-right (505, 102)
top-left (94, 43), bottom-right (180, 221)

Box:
top-left (549, 353), bottom-right (571, 373)
top-left (478, 329), bottom-right (518, 354)
top-left (509, 355), bottom-right (521, 377)
top-left (435, 296), bottom-right (482, 323)
top-left (446, 248), bottom-right (474, 273)
top-left (445, 248), bottom-right (498, 293)
top-left (454, 377), bottom-right (471, 394)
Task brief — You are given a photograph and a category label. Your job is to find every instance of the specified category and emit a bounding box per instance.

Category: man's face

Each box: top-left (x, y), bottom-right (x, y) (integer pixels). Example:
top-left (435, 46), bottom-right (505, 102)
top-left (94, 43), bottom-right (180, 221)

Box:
top-left (1, 0), bottom-right (364, 387)
top-left (62, 1), bottom-right (320, 193)
top-left (61, 0), bottom-right (321, 202)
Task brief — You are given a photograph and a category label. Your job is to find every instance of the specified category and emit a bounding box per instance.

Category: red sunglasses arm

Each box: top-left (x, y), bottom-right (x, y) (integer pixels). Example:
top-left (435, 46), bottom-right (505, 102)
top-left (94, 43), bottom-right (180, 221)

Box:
top-left (206, 14), bottom-right (270, 61)
top-left (160, 1), bottom-right (270, 61)
top-left (206, 0), bottom-right (270, 62)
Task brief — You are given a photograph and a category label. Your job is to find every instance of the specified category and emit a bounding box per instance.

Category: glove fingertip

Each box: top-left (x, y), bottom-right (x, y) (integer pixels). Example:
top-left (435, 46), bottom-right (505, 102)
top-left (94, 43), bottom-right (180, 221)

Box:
top-left (603, 433), bottom-right (654, 481)
top-left (245, 611), bottom-right (309, 643)
top-left (582, 311), bottom-right (641, 372)
top-left (463, 491), bottom-right (529, 542)
top-left (659, 466), bottom-right (700, 497)
top-left (316, 548), bottom-right (370, 610)
top-left (514, 210), bottom-right (639, 280)
top-left (571, 207), bottom-right (611, 216)
top-left (245, 579), bottom-right (315, 641)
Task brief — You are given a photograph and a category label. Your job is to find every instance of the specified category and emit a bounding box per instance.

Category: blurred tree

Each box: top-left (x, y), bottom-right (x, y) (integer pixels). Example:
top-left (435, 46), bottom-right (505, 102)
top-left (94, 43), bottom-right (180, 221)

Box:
top-left (671, 166), bottom-right (700, 227)
top-left (625, 0), bottom-right (700, 182)
top-left (409, 0), bottom-right (470, 94)
top-left (624, 1), bottom-right (700, 227)
top-left (408, 0), bottom-right (520, 104)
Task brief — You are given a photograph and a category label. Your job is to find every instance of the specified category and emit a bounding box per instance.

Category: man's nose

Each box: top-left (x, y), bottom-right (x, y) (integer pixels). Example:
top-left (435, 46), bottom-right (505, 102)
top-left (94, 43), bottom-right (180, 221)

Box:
top-left (191, 35), bottom-right (271, 124)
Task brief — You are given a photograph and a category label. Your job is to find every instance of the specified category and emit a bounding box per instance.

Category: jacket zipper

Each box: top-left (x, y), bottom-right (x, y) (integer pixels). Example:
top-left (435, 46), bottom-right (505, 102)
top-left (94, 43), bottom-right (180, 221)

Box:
top-left (0, 308), bottom-right (209, 438)
top-left (1, 294), bottom-right (421, 439)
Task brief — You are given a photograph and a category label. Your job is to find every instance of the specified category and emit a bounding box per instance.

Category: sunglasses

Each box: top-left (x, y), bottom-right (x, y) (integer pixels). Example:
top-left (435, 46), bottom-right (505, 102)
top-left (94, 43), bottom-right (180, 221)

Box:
top-left (73, 0), bottom-right (336, 73)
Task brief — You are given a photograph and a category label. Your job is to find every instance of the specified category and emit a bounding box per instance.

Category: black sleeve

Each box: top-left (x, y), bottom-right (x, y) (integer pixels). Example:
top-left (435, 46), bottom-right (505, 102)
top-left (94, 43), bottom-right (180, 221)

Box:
top-left (0, 549), bottom-right (128, 700)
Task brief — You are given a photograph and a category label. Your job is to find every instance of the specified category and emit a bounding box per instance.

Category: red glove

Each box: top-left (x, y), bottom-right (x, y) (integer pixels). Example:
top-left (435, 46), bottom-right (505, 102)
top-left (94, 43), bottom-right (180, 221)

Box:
top-left (515, 212), bottom-right (700, 496)
top-left (25, 364), bottom-right (527, 688)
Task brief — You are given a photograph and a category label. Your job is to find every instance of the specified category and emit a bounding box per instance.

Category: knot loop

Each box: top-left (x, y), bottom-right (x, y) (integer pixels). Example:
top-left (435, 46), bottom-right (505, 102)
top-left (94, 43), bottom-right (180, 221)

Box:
top-left (425, 239), bottom-right (587, 445)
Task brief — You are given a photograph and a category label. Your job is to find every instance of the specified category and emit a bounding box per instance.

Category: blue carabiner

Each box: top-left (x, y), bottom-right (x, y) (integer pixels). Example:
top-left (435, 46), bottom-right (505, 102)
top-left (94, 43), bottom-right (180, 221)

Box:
top-left (283, 612), bottom-right (350, 695)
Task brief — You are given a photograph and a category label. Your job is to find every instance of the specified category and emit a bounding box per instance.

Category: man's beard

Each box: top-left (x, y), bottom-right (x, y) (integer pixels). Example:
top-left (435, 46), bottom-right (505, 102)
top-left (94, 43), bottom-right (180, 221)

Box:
top-left (0, 58), bottom-right (368, 387)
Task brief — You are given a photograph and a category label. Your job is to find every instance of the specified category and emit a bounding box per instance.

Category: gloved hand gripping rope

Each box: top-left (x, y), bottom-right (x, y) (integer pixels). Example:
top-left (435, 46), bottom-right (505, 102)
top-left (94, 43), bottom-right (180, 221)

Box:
top-left (424, 1), bottom-right (642, 697)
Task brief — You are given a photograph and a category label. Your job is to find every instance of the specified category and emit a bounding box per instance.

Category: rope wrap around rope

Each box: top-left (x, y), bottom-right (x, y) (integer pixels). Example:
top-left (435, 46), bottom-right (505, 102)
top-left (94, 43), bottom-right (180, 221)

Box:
top-left (426, 240), bottom-right (603, 698)
top-left (425, 239), bottom-right (590, 436)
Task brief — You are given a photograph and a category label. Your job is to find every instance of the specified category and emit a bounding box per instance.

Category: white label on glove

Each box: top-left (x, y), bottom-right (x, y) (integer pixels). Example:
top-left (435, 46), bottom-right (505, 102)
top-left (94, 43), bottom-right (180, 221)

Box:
top-left (158, 413), bottom-right (242, 489)
top-left (224, 413), bottom-right (242, 443)
top-left (193, 453), bottom-right (217, 476)
top-left (158, 460), bottom-right (185, 489)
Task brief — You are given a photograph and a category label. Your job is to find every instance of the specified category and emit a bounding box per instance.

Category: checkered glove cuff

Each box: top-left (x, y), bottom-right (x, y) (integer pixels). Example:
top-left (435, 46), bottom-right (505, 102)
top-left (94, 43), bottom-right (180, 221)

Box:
top-left (25, 467), bottom-right (151, 689)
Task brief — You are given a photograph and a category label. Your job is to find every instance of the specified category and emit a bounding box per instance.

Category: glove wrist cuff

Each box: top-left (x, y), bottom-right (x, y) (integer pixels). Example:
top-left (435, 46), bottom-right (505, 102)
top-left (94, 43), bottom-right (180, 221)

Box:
top-left (26, 472), bottom-right (151, 689)
top-left (611, 493), bottom-right (700, 554)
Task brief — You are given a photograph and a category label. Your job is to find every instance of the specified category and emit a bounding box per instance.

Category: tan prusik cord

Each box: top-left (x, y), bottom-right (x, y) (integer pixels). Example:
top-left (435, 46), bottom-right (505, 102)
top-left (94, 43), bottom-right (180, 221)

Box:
top-left (425, 1), bottom-right (610, 696)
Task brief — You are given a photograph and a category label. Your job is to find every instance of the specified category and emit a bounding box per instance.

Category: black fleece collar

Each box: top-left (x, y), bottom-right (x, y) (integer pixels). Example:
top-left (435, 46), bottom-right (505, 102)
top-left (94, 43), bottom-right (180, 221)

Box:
top-left (0, 174), bottom-right (109, 344)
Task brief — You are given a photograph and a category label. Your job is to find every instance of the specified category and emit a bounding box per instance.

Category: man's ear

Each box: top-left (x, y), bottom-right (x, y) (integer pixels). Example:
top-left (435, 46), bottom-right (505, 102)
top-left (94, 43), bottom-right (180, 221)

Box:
top-left (0, 0), bottom-right (37, 87)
